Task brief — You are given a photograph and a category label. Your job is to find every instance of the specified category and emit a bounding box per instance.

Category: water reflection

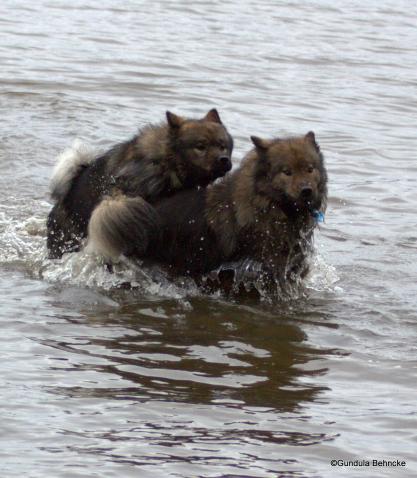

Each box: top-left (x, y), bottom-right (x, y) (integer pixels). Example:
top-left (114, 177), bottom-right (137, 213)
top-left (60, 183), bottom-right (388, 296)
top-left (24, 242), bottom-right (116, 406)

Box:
top-left (42, 297), bottom-right (331, 412)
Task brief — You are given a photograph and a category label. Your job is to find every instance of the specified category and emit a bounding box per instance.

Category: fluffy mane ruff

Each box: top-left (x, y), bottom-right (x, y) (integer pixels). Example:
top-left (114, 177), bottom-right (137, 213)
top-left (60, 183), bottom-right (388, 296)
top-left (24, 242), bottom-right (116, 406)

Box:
top-left (50, 139), bottom-right (98, 201)
top-left (135, 123), bottom-right (170, 163)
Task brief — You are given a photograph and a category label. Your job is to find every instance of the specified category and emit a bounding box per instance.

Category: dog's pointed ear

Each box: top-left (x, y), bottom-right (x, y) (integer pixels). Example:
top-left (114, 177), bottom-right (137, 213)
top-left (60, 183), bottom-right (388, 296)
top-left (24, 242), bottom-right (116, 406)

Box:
top-left (166, 111), bottom-right (185, 129)
top-left (204, 108), bottom-right (222, 124)
top-left (250, 136), bottom-right (273, 151)
top-left (305, 131), bottom-right (320, 152)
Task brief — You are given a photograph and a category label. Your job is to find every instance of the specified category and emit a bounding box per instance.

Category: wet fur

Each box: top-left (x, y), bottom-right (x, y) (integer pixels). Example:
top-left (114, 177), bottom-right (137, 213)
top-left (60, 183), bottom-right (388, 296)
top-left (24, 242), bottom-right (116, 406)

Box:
top-left (47, 109), bottom-right (233, 259)
top-left (85, 194), bottom-right (160, 261)
top-left (145, 132), bottom-right (327, 287)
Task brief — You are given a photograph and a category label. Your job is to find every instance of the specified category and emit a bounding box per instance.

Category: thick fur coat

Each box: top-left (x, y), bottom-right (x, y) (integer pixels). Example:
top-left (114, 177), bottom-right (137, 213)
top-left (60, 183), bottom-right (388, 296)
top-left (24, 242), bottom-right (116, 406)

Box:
top-left (47, 109), bottom-right (233, 259)
top-left (146, 132), bottom-right (328, 288)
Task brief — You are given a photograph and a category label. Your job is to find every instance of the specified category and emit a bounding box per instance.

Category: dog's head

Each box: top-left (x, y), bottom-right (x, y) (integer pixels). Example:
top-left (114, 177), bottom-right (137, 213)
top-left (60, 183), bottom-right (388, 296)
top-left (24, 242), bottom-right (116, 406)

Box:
top-left (166, 109), bottom-right (233, 186)
top-left (251, 132), bottom-right (327, 215)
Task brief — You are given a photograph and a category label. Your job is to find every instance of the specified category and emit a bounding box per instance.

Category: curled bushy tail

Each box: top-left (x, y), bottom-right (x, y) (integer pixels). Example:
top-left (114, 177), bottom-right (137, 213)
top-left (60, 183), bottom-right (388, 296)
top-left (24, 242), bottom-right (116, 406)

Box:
top-left (85, 194), bottom-right (160, 261)
top-left (50, 139), bottom-right (97, 201)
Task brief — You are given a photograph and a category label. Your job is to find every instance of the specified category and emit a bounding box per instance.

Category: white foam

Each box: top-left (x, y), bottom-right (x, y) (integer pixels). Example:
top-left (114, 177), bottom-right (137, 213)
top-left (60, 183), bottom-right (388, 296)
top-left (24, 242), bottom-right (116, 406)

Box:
top-left (305, 251), bottom-right (341, 293)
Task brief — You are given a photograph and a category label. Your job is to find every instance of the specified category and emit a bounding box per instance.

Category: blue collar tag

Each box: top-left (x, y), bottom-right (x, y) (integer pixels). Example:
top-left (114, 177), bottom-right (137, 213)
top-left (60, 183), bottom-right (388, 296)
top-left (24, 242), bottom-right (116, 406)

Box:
top-left (312, 210), bottom-right (325, 224)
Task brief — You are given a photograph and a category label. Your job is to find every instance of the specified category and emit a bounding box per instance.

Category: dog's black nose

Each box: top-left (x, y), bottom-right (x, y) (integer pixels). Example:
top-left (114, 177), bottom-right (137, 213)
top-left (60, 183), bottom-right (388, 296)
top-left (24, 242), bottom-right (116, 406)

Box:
top-left (218, 156), bottom-right (232, 170)
top-left (301, 187), bottom-right (313, 199)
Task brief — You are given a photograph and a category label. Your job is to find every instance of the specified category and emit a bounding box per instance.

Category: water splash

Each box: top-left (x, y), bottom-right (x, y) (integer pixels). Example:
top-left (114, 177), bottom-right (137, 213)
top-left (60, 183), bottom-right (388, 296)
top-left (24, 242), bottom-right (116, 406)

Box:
top-left (0, 209), bottom-right (339, 301)
top-left (41, 251), bottom-right (200, 299)
top-left (0, 210), bottom-right (197, 299)
top-left (0, 211), bottom-right (46, 267)
top-left (305, 252), bottom-right (341, 293)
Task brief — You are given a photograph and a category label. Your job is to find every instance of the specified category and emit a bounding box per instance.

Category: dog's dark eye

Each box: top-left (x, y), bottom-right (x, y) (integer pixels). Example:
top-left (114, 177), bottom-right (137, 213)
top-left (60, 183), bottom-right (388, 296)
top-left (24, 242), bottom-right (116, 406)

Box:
top-left (195, 143), bottom-right (206, 151)
top-left (282, 169), bottom-right (292, 176)
top-left (307, 165), bottom-right (314, 173)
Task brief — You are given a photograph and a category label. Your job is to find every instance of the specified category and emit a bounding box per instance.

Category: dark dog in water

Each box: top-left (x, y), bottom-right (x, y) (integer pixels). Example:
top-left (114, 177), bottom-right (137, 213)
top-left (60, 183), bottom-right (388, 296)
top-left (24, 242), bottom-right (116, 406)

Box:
top-left (145, 131), bottom-right (327, 290)
top-left (47, 109), bottom-right (233, 259)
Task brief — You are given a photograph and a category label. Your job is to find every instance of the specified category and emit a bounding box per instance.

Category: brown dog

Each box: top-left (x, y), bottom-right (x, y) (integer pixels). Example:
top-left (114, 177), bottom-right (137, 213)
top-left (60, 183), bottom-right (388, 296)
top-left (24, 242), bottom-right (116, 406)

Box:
top-left (146, 132), bottom-right (327, 291)
top-left (46, 109), bottom-right (233, 259)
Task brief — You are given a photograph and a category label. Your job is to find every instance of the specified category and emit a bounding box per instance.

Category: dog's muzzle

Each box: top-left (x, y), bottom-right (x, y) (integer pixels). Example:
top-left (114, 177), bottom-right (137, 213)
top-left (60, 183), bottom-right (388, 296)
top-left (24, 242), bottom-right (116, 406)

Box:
top-left (215, 156), bottom-right (232, 175)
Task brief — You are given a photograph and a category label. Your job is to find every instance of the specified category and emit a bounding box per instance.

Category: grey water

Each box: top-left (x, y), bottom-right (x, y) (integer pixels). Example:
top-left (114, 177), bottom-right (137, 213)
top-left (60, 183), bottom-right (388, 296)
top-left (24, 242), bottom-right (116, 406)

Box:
top-left (1, 1), bottom-right (417, 477)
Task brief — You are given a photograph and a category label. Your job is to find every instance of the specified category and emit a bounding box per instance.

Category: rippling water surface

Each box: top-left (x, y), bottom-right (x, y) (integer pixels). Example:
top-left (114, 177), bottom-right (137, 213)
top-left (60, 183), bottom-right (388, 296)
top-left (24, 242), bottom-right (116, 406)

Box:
top-left (1, 1), bottom-right (417, 477)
